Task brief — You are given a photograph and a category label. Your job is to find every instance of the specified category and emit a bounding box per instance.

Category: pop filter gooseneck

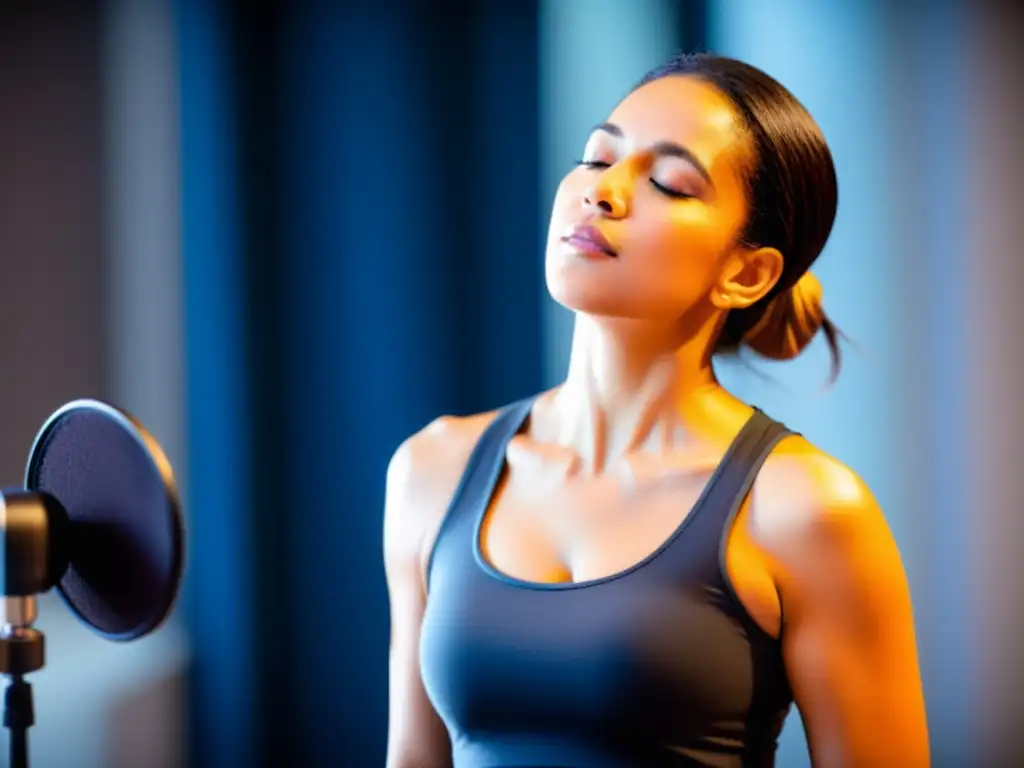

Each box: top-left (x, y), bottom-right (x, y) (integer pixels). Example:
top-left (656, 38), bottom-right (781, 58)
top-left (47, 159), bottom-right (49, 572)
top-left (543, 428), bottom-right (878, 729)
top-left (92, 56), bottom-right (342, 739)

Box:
top-left (0, 399), bottom-right (185, 768)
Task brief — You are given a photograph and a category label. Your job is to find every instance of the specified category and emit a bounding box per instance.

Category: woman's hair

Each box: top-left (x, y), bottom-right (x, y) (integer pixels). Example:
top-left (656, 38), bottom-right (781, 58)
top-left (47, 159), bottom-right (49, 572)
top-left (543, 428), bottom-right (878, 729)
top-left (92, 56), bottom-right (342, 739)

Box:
top-left (637, 52), bottom-right (843, 379)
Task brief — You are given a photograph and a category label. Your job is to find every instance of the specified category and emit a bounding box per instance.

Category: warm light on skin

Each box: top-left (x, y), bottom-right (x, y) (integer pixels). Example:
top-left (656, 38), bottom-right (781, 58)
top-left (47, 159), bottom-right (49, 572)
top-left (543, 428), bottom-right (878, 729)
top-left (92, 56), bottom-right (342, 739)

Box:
top-left (541, 75), bottom-right (784, 465)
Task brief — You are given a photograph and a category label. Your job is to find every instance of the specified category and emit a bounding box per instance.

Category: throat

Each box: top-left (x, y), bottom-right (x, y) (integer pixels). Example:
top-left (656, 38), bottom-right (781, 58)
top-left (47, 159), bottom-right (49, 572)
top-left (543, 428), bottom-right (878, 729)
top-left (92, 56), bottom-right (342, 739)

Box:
top-left (550, 365), bottom-right (722, 475)
top-left (573, 392), bottom-right (669, 473)
top-left (546, 313), bottom-right (725, 473)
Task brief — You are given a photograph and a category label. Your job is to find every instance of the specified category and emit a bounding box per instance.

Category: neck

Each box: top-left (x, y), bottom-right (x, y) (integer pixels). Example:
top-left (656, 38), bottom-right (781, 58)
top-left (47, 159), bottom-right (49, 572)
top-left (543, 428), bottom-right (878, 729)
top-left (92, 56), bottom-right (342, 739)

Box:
top-left (553, 313), bottom-right (731, 472)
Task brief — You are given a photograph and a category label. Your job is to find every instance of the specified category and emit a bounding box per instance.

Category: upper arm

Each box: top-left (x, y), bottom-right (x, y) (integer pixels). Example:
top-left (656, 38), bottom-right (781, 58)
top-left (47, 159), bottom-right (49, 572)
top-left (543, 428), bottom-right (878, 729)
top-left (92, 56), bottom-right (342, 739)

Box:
top-left (383, 427), bottom-right (454, 768)
top-left (765, 454), bottom-right (929, 767)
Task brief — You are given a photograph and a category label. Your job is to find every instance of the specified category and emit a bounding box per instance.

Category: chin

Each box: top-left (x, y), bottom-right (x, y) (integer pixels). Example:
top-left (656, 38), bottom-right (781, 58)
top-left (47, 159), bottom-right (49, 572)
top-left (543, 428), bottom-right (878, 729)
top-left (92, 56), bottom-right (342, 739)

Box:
top-left (545, 273), bottom-right (709, 332)
top-left (545, 272), bottom-right (642, 319)
top-left (543, 247), bottom-right (704, 322)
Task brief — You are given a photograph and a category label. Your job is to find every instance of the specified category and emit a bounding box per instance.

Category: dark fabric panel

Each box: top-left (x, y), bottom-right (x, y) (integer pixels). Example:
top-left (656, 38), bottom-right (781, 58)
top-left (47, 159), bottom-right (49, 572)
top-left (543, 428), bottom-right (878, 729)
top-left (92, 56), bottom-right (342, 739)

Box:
top-left (179, 1), bottom-right (547, 764)
top-left (176, 0), bottom-right (258, 765)
top-left (270, 5), bottom-right (543, 762)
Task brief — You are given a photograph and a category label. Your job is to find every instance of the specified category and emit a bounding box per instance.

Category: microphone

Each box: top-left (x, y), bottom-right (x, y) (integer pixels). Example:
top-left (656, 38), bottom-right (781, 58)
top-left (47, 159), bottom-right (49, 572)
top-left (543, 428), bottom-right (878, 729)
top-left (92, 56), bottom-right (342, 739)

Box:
top-left (0, 399), bottom-right (185, 768)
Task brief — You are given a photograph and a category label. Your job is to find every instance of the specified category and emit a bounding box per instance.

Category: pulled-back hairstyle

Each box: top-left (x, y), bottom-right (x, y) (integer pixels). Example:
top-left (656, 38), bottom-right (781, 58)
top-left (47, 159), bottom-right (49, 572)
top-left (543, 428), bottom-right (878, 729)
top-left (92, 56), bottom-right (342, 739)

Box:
top-left (637, 52), bottom-right (843, 378)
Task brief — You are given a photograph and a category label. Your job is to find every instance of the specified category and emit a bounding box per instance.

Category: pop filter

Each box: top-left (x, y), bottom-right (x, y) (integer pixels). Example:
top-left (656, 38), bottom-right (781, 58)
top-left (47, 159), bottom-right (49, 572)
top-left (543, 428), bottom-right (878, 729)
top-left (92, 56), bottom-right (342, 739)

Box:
top-left (24, 399), bottom-right (184, 641)
top-left (0, 398), bottom-right (185, 768)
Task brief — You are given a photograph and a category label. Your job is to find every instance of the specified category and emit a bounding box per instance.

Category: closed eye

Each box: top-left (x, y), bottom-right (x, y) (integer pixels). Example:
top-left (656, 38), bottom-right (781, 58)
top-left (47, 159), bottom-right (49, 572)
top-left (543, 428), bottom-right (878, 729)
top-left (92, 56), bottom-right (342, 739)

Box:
top-left (577, 160), bottom-right (694, 200)
top-left (650, 179), bottom-right (693, 199)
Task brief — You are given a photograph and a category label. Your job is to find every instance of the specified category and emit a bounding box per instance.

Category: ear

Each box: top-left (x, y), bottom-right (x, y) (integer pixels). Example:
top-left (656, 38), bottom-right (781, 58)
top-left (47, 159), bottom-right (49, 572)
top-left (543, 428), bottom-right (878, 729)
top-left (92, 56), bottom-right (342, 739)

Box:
top-left (708, 246), bottom-right (785, 311)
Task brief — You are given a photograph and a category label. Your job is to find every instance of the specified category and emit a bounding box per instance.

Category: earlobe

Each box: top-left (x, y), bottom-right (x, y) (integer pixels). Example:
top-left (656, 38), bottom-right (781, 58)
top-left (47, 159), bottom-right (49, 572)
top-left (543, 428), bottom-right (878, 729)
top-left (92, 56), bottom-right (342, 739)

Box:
top-left (713, 246), bottom-right (784, 310)
top-left (709, 289), bottom-right (733, 310)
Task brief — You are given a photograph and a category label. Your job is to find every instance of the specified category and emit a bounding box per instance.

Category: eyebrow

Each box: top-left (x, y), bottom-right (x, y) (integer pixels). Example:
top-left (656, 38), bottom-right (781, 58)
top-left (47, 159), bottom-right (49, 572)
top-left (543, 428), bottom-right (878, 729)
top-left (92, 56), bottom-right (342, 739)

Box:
top-left (592, 122), bottom-right (713, 186)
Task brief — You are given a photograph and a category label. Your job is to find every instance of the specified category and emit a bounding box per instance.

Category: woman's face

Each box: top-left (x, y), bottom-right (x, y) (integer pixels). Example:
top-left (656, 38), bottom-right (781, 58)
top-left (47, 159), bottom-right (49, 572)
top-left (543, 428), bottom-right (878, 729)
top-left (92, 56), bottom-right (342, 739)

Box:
top-left (545, 75), bottom-right (759, 323)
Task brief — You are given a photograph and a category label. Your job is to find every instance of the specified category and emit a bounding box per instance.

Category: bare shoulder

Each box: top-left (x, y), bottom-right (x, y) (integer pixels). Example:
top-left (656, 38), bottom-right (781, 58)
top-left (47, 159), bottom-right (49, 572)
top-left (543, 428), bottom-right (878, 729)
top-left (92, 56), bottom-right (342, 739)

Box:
top-left (750, 437), bottom-right (928, 766)
top-left (383, 410), bottom-right (502, 768)
top-left (383, 409), bottom-right (503, 590)
top-left (758, 433), bottom-right (880, 519)
top-left (385, 410), bottom-right (501, 509)
top-left (750, 433), bottom-right (899, 589)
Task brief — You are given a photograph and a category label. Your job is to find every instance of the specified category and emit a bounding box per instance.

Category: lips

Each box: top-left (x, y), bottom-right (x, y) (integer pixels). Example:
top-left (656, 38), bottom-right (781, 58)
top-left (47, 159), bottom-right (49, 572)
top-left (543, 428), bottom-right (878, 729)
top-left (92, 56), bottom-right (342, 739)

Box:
top-left (561, 224), bottom-right (617, 258)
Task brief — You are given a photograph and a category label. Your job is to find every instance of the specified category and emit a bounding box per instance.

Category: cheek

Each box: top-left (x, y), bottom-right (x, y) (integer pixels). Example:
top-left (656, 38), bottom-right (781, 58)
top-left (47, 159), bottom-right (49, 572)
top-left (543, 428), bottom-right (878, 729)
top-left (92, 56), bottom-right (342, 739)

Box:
top-left (627, 202), bottom-right (728, 283)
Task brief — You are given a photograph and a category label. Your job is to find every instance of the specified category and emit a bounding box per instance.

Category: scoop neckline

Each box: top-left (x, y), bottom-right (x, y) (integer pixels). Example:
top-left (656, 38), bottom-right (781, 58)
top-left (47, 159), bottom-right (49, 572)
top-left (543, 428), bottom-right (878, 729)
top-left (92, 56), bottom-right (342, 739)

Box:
top-left (471, 407), bottom-right (764, 592)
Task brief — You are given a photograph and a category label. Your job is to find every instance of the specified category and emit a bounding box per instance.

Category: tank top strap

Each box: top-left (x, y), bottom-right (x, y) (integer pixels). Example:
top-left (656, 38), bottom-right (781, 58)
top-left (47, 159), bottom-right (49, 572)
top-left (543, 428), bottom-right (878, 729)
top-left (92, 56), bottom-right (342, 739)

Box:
top-left (693, 408), bottom-right (795, 536)
top-left (658, 408), bottom-right (794, 585)
top-left (425, 394), bottom-right (536, 589)
top-left (690, 409), bottom-right (797, 762)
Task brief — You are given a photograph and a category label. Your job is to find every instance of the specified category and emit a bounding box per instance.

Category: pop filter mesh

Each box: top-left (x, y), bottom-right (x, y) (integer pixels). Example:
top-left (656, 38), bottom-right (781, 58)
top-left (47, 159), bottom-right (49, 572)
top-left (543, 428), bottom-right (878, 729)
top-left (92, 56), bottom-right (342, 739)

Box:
top-left (27, 406), bottom-right (183, 640)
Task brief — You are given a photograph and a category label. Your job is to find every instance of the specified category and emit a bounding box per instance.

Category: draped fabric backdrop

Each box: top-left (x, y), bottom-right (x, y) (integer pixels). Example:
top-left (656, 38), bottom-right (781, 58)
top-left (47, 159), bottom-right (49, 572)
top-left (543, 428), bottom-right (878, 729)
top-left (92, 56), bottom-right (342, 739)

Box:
top-left (178, 2), bottom-right (568, 764)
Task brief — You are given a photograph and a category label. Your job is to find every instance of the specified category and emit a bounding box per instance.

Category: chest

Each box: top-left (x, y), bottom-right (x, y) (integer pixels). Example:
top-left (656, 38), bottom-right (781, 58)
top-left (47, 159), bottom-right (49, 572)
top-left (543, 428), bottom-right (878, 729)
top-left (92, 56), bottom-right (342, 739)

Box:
top-left (420, 565), bottom-right (759, 744)
top-left (418, 424), bottom-right (793, 756)
top-left (478, 448), bottom-right (720, 586)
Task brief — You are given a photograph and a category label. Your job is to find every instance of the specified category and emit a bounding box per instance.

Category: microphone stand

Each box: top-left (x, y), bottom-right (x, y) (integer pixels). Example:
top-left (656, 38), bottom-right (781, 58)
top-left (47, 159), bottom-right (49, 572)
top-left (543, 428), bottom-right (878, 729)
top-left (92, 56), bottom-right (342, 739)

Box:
top-left (0, 598), bottom-right (43, 768)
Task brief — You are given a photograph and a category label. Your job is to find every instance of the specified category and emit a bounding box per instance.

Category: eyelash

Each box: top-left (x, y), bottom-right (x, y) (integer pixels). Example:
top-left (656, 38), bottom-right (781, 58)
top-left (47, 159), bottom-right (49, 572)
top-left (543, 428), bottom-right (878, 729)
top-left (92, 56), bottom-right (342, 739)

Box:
top-left (574, 160), bottom-right (693, 200)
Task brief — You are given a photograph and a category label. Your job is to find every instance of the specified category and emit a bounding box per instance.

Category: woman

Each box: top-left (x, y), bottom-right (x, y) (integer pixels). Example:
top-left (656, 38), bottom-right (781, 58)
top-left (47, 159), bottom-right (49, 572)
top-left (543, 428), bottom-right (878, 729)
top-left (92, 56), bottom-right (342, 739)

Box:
top-left (384, 52), bottom-right (929, 768)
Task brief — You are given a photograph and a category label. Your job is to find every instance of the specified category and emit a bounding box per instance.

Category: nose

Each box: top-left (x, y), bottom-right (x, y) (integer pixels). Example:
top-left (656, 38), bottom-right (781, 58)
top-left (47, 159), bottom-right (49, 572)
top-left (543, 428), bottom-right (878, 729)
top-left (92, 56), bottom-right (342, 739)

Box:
top-left (582, 169), bottom-right (628, 219)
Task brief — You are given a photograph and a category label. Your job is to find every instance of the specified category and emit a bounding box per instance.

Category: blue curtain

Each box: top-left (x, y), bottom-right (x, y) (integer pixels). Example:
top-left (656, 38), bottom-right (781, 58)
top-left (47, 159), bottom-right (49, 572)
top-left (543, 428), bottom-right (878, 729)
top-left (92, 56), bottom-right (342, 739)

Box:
top-left (176, 0), bottom-right (256, 765)
top-left (177, 2), bottom-right (547, 764)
